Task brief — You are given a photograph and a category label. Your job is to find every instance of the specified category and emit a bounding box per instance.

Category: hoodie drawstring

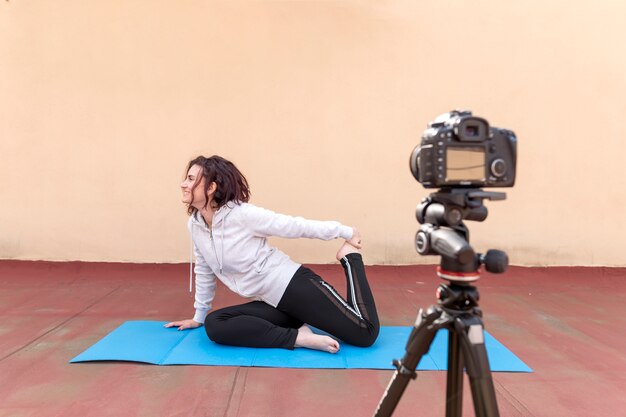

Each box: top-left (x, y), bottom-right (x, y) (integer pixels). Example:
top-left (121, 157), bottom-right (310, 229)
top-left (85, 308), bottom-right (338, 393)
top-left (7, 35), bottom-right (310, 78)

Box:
top-left (220, 215), bottom-right (225, 275)
top-left (189, 233), bottom-right (194, 293)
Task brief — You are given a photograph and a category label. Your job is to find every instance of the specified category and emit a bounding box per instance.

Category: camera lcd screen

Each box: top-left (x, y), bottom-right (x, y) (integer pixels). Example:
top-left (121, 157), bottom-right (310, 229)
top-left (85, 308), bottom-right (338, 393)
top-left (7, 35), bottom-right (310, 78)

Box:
top-left (446, 147), bottom-right (485, 182)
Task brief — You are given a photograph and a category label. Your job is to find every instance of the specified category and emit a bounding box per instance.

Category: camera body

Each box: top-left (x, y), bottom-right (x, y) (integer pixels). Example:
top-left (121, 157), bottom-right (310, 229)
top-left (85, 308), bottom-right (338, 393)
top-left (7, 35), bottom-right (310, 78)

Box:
top-left (410, 110), bottom-right (517, 188)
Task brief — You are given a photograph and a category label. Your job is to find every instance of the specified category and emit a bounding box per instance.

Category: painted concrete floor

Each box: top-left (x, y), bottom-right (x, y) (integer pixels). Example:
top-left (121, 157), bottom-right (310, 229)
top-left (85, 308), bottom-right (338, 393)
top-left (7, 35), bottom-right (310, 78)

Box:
top-left (0, 261), bottom-right (624, 417)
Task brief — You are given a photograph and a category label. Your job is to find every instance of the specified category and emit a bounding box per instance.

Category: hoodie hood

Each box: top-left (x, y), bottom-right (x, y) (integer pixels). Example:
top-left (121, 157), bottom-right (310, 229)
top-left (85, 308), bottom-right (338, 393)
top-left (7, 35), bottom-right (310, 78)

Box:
top-left (189, 201), bottom-right (237, 228)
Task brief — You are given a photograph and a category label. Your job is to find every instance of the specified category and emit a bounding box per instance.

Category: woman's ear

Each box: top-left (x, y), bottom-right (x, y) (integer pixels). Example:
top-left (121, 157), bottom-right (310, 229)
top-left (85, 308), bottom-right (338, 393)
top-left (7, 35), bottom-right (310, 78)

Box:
top-left (207, 181), bottom-right (217, 196)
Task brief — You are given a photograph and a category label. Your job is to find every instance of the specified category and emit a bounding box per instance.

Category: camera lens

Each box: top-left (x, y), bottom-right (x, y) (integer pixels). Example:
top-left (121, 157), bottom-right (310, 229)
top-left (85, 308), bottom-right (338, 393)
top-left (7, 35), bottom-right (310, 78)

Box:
top-left (409, 146), bottom-right (421, 182)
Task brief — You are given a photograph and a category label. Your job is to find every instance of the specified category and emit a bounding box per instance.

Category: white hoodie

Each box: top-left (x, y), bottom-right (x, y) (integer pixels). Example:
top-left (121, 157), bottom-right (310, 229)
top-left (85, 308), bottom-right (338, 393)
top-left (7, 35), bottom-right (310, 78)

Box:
top-left (188, 202), bottom-right (353, 323)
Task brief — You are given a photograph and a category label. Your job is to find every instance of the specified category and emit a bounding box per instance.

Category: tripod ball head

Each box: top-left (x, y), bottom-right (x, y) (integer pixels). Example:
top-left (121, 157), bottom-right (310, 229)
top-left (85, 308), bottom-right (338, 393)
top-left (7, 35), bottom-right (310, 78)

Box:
top-left (415, 224), bottom-right (475, 264)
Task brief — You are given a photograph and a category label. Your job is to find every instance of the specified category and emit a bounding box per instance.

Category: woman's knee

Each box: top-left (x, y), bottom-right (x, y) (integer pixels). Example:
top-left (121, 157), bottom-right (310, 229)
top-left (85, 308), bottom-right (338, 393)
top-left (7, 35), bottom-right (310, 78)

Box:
top-left (348, 324), bottom-right (380, 347)
top-left (204, 312), bottom-right (228, 343)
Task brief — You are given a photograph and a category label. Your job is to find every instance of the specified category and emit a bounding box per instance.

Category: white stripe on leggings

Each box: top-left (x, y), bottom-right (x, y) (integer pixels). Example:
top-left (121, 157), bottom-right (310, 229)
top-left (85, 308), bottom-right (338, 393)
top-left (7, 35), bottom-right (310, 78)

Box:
top-left (319, 281), bottom-right (363, 319)
top-left (316, 257), bottom-right (364, 320)
top-left (342, 256), bottom-right (363, 319)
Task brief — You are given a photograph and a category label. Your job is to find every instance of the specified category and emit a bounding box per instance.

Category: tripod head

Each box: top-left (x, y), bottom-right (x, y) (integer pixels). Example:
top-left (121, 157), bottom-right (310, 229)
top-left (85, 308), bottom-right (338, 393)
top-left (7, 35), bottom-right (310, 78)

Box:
top-left (414, 188), bottom-right (508, 283)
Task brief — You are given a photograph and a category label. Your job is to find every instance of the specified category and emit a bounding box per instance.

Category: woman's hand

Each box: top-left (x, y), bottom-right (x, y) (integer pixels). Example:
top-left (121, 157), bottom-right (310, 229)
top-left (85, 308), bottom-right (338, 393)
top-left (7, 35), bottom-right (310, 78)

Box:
top-left (164, 319), bottom-right (202, 331)
top-left (348, 227), bottom-right (363, 249)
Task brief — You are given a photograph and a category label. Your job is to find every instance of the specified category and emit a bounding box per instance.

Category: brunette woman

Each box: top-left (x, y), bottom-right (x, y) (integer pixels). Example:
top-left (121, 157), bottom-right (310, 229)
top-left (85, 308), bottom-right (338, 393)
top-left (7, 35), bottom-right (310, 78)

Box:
top-left (166, 155), bottom-right (379, 353)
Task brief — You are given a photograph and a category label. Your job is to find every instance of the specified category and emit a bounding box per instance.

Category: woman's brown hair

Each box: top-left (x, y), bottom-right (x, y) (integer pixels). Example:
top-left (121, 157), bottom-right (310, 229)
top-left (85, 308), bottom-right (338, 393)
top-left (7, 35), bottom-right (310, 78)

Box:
top-left (185, 155), bottom-right (250, 215)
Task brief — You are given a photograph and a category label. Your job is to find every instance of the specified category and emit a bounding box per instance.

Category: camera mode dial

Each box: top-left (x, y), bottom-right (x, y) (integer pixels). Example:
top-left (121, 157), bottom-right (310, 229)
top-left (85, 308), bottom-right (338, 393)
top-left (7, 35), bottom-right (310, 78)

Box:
top-left (490, 158), bottom-right (507, 177)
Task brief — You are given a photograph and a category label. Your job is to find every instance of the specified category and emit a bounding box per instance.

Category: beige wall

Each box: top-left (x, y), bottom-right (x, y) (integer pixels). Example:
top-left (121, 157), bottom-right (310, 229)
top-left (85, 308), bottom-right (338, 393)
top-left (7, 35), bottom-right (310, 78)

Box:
top-left (1, 1), bottom-right (625, 266)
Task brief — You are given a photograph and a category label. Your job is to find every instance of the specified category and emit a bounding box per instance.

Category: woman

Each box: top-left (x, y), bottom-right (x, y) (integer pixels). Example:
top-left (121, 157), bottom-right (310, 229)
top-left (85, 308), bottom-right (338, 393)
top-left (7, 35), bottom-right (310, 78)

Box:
top-left (166, 155), bottom-right (379, 353)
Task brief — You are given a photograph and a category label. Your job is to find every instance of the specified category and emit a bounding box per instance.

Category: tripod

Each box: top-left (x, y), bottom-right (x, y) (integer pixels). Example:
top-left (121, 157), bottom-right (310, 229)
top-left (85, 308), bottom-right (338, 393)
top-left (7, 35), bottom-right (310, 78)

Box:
top-left (374, 189), bottom-right (508, 417)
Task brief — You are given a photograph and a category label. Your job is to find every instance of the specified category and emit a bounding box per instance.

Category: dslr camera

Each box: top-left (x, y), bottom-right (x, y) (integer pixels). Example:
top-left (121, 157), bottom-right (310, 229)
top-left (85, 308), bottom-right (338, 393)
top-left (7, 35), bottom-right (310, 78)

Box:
top-left (410, 110), bottom-right (517, 188)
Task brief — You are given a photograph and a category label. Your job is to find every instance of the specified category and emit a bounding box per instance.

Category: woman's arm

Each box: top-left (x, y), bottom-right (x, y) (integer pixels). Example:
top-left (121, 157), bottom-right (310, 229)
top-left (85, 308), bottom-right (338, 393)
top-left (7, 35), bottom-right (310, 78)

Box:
top-left (241, 203), bottom-right (354, 242)
top-left (191, 245), bottom-right (217, 323)
top-left (165, 243), bottom-right (217, 330)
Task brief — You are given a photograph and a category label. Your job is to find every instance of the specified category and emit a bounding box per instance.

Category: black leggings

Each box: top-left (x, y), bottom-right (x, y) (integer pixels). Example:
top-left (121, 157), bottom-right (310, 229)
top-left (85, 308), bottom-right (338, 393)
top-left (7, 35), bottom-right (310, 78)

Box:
top-left (204, 253), bottom-right (379, 349)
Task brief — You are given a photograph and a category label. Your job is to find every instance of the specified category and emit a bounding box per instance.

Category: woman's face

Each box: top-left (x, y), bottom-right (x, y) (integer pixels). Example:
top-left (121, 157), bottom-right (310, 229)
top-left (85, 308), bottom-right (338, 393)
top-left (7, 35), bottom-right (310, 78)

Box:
top-left (181, 164), bottom-right (207, 209)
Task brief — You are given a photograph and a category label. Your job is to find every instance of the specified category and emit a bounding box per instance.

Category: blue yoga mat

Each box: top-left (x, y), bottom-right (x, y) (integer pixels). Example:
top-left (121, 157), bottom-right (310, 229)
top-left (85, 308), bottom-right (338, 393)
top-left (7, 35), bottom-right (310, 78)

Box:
top-left (70, 321), bottom-right (532, 372)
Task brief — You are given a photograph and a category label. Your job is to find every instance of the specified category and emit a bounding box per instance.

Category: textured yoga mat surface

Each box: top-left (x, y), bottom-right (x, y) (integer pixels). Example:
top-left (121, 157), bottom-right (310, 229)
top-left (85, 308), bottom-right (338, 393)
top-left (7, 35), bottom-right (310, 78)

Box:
top-left (70, 321), bottom-right (532, 372)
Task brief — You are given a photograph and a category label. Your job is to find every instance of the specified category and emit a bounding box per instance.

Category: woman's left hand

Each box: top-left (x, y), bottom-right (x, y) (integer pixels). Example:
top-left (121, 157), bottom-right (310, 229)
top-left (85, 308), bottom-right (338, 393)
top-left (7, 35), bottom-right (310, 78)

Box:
top-left (164, 319), bottom-right (202, 331)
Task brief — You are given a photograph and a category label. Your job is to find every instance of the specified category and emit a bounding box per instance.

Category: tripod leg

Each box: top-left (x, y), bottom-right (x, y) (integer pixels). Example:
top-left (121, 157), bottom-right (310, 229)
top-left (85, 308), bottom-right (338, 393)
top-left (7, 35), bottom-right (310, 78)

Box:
top-left (446, 329), bottom-right (464, 417)
top-left (455, 317), bottom-right (500, 417)
top-left (374, 307), bottom-right (442, 417)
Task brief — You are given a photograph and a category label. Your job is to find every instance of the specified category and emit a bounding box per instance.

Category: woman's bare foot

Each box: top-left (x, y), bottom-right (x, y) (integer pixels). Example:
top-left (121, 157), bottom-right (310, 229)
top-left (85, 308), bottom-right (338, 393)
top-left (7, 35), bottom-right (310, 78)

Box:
top-left (336, 241), bottom-right (360, 261)
top-left (295, 325), bottom-right (340, 353)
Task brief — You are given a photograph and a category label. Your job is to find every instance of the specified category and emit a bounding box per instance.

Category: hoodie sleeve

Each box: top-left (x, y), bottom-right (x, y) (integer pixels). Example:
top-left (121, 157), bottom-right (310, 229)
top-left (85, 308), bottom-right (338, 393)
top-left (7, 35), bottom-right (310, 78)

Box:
top-left (241, 203), bottom-right (353, 241)
top-left (188, 214), bottom-right (216, 324)
top-left (187, 218), bottom-right (216, 323)
top-left (192, 243), bottom-right (217, 324)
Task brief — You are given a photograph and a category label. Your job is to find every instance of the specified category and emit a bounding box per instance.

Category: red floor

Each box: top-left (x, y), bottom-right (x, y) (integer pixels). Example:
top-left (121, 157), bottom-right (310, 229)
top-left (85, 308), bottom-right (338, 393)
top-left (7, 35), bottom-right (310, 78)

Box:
top-left (0, 261), bottom-right (624, 417)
